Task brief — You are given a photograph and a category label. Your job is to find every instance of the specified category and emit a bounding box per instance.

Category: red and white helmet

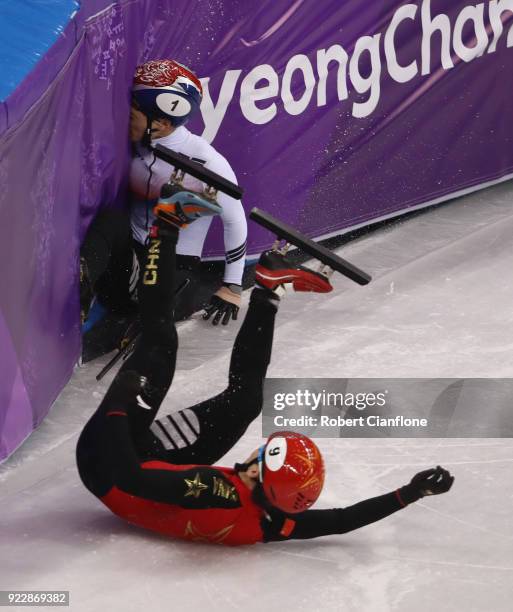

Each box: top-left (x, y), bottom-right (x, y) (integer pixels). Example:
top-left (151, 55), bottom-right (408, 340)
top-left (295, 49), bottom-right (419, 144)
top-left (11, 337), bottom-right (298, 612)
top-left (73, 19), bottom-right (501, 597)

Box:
top-left (132, 59), bottom-right (203, 127)
top-left (258, 431), bottom-right (325, 513)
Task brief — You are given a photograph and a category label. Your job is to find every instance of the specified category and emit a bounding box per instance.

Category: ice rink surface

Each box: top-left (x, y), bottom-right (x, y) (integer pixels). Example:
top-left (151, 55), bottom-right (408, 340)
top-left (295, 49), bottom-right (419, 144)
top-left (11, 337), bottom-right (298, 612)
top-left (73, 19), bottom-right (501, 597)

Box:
top-left (2, 181), bottom-right (513, 611)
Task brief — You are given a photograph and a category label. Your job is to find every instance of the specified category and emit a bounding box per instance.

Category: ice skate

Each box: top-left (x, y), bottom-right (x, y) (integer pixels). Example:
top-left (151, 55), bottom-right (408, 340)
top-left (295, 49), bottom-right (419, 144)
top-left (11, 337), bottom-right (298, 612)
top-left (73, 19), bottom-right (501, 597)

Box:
top-left (250, 207), bottom-right (371, 286)
top-left (255, 246), bottom-right (334, 293)
top-left (153, 183), bottom-right (223, 229)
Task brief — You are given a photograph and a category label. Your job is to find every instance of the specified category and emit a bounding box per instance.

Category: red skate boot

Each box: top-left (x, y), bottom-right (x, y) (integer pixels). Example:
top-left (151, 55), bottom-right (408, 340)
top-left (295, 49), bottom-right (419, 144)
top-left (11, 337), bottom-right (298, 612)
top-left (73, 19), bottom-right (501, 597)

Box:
top-left (255, 247), bottom-right (333, 293)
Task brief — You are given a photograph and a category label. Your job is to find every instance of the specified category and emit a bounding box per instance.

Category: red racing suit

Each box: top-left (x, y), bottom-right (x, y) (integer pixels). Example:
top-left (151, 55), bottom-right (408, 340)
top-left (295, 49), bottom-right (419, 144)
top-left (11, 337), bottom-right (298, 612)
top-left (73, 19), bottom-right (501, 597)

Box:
top-left (98, 412), bottom-right (412, 546)
top-left (102, 462), bottom-right (265, 546)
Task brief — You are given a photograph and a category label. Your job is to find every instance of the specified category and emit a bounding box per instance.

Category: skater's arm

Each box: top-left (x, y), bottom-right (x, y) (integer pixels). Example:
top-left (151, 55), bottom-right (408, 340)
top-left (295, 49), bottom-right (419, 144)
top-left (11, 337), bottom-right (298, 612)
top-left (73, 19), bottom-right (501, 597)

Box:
top-left (201, 157), bottom-right (246, 325)
top-left (262, 467), bottom-right (454, 542)
top-left (104, 412), bottom-right (241, 509)
top-left (261, 491), bottom-right (407, 542)
top-left (208, 155), bottom-right (247, 286)
top-left (220, 189), bottom-right (247, 286)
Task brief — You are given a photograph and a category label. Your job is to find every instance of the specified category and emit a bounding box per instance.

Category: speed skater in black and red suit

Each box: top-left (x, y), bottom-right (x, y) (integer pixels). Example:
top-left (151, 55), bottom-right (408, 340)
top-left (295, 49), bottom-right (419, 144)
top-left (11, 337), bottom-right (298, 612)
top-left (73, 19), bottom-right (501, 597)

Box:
top-left (76, 194), bottom-right (454, 546)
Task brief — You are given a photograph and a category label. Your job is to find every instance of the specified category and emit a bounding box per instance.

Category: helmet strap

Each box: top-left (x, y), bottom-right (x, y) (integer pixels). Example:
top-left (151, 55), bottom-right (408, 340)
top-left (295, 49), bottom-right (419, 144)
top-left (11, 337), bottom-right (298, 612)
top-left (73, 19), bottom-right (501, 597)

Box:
top-left (233, 457), bottom-right (259, 473)
top-left (251, 482), bottom-right (273, 510)
top-left (257, 444), bottom-right (266, 482)
top-left (142, 114), bottom-right (154, 148)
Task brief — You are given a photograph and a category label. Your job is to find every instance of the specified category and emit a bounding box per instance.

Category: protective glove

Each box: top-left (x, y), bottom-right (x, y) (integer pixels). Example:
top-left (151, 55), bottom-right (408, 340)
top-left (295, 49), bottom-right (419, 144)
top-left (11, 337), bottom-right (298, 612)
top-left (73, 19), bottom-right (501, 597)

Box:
top-left (203, 284), bottom-right (242, 326)
top-left (398, 465), bottom-right (454, 505)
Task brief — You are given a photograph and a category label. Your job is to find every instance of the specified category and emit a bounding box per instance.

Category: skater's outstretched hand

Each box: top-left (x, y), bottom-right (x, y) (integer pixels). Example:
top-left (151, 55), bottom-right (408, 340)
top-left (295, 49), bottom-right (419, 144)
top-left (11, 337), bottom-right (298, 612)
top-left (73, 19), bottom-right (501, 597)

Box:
top-left (203, 284), bottom-right (241, 326)
top-left (399, 466), bottom-right (454, 504)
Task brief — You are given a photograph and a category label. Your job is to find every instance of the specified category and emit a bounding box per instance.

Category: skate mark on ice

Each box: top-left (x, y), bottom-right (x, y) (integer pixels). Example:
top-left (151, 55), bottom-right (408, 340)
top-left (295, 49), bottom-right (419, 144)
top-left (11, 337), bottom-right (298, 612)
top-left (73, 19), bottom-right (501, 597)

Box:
top-left (415, 502), bottom-right (513, 541)
top-left (374, 553), bottom-right (513, 572)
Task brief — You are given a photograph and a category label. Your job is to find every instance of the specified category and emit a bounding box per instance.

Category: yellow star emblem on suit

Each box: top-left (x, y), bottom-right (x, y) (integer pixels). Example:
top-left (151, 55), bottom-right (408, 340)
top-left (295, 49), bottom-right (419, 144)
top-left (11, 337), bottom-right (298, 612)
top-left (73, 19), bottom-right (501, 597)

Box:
top-left (184, 473), bottom-right (209, 498)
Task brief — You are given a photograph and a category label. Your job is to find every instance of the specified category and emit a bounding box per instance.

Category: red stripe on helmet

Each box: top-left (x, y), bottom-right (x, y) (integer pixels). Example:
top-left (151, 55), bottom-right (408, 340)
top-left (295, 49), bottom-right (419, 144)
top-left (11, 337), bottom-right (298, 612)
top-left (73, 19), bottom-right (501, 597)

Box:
top-left (134, 59), bottom-right (202, 95)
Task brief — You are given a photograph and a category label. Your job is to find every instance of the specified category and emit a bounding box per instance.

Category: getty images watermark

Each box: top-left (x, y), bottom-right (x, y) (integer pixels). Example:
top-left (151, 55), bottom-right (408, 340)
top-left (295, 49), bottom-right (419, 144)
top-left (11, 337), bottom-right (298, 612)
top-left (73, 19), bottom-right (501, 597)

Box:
top-left (262, 379), bottom-right (513, 438)
top-left (272, 388), bottom-right (427, 428)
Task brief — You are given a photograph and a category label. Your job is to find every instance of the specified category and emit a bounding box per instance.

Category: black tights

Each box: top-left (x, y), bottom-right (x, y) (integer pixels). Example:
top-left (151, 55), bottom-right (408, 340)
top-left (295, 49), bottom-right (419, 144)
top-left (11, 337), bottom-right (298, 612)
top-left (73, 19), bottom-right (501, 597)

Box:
top-left (76, 227), bottom-right (277, 498)
top-left (134, 292), bottom-right (276, 466)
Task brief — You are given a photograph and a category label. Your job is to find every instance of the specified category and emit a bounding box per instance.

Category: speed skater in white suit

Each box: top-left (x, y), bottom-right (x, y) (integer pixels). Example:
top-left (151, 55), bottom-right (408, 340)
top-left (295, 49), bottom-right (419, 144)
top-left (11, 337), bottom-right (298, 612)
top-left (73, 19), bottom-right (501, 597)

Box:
top-left (129, 59), bottom-right (247, 325)
top-left (79, 59), bottom-right (248, 359)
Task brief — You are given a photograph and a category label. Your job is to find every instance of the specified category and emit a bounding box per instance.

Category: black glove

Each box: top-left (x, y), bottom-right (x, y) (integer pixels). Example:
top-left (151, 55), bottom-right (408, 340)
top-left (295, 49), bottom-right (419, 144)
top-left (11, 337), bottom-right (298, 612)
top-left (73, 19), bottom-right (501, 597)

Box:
top-left (399, 466), bottom-right (454, 504)
top-left (203, 284), bottom-right (241, 326)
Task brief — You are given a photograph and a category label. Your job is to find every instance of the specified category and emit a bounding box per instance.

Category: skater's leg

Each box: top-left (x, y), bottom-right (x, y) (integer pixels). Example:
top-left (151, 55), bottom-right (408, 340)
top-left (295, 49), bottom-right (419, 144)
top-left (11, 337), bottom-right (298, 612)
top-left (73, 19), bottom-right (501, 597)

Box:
top-left (134, 241), bottom-right (202, 322)
top-left (77, 225), bottom-right (180, 496)
top-left (117, 226), bottom-right (180, 427)
top-left (136, 287), bottom-right (279, 465)
top-left (77, 190), bottom-right (223, 496)
top-left (136, 244), bottom-right (335, 467)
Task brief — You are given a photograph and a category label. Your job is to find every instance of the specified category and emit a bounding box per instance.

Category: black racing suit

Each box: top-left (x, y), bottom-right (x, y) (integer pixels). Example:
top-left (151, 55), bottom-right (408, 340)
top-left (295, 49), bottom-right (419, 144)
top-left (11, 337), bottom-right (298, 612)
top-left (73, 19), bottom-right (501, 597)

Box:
top-left (76, 223), bottom-right (414, 545)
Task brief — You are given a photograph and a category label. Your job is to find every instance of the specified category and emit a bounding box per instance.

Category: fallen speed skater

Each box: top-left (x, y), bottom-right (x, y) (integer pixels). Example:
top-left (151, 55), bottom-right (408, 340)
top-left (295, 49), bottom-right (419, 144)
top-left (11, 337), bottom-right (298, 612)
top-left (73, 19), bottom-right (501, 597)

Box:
top-left (76, 187), bottom-right (454, 546)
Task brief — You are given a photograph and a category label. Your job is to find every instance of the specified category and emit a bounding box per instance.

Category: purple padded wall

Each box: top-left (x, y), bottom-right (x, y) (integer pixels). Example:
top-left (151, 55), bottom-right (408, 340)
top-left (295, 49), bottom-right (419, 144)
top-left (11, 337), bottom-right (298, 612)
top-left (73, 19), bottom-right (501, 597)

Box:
top-left (1, 0), bottom-right (512, 459)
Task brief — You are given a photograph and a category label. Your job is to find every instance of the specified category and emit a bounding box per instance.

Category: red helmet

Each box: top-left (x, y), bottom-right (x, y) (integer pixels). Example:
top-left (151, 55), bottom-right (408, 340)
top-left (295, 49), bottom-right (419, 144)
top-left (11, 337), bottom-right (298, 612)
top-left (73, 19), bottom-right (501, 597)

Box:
top-left (258, 431), bottom-right (325, 513)
top-left (132, 59), bottom-right (203, 127)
